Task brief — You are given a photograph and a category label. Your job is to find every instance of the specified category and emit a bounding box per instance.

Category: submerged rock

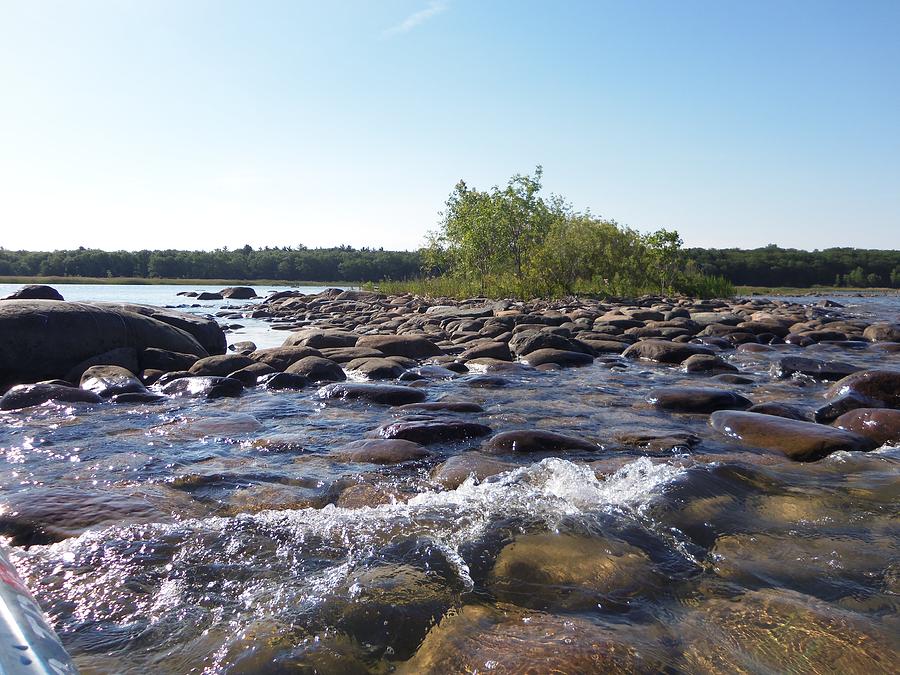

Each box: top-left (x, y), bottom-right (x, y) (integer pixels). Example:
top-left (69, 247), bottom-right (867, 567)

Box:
top-left (333, 439), bottom-right (430, 464)
top-left (373, 418), bottom-right (492, 444)
top-left (773, 356), bottom-right (861, 381)
top-left (430, 452), bottom-right (516, 489)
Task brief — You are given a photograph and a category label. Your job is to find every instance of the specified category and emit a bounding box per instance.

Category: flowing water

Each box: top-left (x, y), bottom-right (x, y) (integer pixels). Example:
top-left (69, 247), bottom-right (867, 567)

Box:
top-left (1, 286), bottom-right (898, 673)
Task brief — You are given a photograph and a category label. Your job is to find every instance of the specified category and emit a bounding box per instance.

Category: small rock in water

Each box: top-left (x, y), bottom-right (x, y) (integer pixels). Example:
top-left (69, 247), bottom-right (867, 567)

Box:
top-left (647, 387), bottom-right (753, 414)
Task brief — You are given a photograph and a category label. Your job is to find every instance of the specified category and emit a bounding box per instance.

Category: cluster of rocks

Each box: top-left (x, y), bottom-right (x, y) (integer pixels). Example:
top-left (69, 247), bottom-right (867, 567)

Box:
top-left (176, 286), bottom-right (258, 301)
top-left (2, 285), bottom-right (899, 464)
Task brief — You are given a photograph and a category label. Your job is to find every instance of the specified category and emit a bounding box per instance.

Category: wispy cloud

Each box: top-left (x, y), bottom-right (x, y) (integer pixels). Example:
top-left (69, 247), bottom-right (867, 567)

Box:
top-left (381, 1), bottom-right (447, 39)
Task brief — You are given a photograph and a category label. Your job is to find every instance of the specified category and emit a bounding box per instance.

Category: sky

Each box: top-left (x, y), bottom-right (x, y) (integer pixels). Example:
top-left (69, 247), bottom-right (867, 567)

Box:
top-left (1, 0), bottom-right (898, 252)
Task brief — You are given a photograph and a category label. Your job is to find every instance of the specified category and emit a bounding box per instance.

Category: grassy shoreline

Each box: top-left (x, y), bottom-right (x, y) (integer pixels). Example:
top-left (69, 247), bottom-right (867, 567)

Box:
top-left (0, 276), bottom-right (355, 287)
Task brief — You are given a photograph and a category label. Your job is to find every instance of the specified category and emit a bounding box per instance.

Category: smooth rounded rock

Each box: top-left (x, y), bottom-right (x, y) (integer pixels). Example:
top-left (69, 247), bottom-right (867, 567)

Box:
top-left (0, 383), bottom-right (101, 410)
top-left (832, 408), bottom-right (900, 446)
top-left (710, 410), bottom-right (878, 461)
top-left (80, 365), bottom-right (147, 398)
top-left (356, 334), bottom-right (443, 359)
top-left (825, 370), bottom-right (900, 408)
top-left (318, 382), bottom-right (426, 406)
top-left (622, 339), bottom-right (713, 364)
top-left (285, 356), bottom-right (346, 382)
top-left (521, 348), bottom-right (593, 367)
top-left (333, 439), bottom-right (430, 464)
top-left (482, 429), bottom-right (597, 454)
top-left (373, 418), bottom-right (492, 444)
top-left (158, 376), bottom-right (243, 399)
top-left (430, 452), bottom-right (516, 489)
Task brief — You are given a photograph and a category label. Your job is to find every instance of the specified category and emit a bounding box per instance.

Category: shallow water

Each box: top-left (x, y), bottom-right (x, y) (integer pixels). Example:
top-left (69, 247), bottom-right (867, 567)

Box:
top-left (1, 289), bottom-right (899, 673)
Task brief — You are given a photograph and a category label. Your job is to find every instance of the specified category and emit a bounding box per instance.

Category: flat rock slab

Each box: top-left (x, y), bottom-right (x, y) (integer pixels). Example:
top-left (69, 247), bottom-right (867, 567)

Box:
top-left (318, 382), bottom-right (427, 406)
top-left (647, 387), bottom-right (752, 414)
top-left (482, 430), bottom-right (598, 454)
top-left (709, 410), bottom-right (877, 461)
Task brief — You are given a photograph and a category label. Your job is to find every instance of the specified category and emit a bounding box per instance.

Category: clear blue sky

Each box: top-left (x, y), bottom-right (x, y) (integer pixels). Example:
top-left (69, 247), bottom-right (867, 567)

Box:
top-left (1, 1), bottom-right (898, 251)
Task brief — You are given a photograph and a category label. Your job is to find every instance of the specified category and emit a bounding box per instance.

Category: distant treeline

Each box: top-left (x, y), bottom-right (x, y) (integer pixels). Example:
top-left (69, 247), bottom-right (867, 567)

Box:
top-left (686, 246), bottom-right (900, 288)
top-left (0, 246), bottom-right (420, 282)
top-left (0, 243), bottom-right (897, 288)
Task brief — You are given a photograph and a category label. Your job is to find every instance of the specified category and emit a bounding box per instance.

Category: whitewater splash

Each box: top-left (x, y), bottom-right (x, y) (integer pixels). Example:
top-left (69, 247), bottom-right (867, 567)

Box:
top-left (13, 457), bottom-right (685, 662)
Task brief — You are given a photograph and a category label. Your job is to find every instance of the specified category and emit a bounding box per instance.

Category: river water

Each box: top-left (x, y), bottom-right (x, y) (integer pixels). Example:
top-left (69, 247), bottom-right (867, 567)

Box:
top-left (1, 286), bottom-right (898, 673)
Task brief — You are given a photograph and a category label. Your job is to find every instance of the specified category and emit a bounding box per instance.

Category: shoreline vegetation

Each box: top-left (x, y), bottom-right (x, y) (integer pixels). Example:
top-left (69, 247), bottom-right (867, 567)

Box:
top-left (1, 169), bottom-right (897, 298)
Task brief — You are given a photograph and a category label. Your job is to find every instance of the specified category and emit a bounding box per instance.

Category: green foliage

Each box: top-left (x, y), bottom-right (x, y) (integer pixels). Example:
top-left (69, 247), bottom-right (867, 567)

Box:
top-left (423, 168), bottom-right (728, 298)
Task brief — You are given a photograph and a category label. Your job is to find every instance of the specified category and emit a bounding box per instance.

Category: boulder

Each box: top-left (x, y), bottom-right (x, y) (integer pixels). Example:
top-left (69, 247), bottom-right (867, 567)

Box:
top-left (521, 349), bottom-right (593, 368)
top-left (284, 356), bottom-right (346, 382)
top-left (333, 439), bottom-right (430, 464)
top-left (862, 323), bottom-right (900, 343)
top-left (0, 383), bottom-right (101, 410)
top-left (824, 370), bottom-right (900, 408)
top-left (219, 286), bottom-right (257, 299)
top-left (482, 430), bottom-right (597, 454)
top-left (622, 339), bottom-right (713, 364)
top-left (249, 346), bottom-right (323, 371)
top-left (647, 387), bottom-right (752, 414)
top-left (0, 300), bottom-right (216, 387)
top-left (345, 357), bottom-right (407, 380)
top-left (356, 334), bottom-right (443, 359)
top-left (709, 410), bottom-right (877, 460)
top-left (80, 365), bottom-right (147, 398)
top-left (318, 382), bottom-right (426, 406)
top-left (373, 418), bottom-right (492, 444)
top-left (282, 329), bottom-right (359, 349)
top-left (832, 408), bottom-right (900, 446)
top-left (257, 372), bottom-right (308, 390)
top-left (1, 284), bottom-right (64, 301)
top-left (189, 354), bottom-right (256, 377)
top-left (97, 302), bottom-right (226, 355)
top-left (157, 376), bottom-right (243, 399)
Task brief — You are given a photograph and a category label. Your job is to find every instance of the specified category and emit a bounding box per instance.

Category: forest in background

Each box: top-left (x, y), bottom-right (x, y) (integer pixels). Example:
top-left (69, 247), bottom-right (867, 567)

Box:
top-left (2, 242), bottom-right (898, 289)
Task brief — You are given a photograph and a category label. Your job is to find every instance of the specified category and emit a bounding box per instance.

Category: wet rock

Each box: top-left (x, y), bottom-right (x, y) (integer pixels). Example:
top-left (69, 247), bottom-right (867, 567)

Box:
top-left (80, 365), bottom-right (147, 398)
top-left (394, 400), bottom-right (484, 414)
top-left (832, 408), bottom-right (900, 446)
top-left (110, 391), bottom-right (166, 404)
top-left (709, 410), bottom-right (877, 460)
top-left (825, 369), bottom-right (900, 408)
top-left (509, 331), bottom-right (579, 356)
top-left (521, 348), bottom-right (593, 367)
top-left (226, 362), bottom-right (276, 386)
top-left (648, 387), bottom-right (752, 414)
top-left (482, 430), bottom-right (597, 454)
top-left (139, 347), bottom-right (200, 372)
top-left (747, 401), bottom-right (811, 421)
top-left (622, 339), bottom-right (713, 364)
top-left (258, 372), bottom-right (308, 390)
top-left (814, 392), bottom-right (878, 423)
top-left (773, 356), bottom-right (862, 381)
top-left (249, 346), bottom-right (323, 371)
top-left (285, 356), bottom-right (346, 382)
top-left (465, 357), bottom-right (530, 373)
top-left (333, 439), bottom-right (430, 464)
top-left (400, 604), bottom-right (650, 674)
top-left (345, 357), bottom-right (407, 380)
top-left (1, 284), bottom-right (64, 301)
top-left (430, 452), bottom-right (516, 489)
top-left (189, 353), bottom-right (256, 377)
top-left (158, 376), bottom-right (243, 399)
top-left (489, 534), bottom-right (657, 610)
top-left (335, 483), bottom-right (398, 508)
top-left (356, 334), bottom-right (443, 359)
top-left (0, 383), bottom-right (101, 410)
top-left (228, 340), bottom-right (257, 354)
top-left (683, 353), bottom-right (738, 373)
top-left (64, 347), bottom-right (140, 382)
top-left (318, 382), bottom-right (426, 405)
top-left (373, 418), bottom-right (492, 444)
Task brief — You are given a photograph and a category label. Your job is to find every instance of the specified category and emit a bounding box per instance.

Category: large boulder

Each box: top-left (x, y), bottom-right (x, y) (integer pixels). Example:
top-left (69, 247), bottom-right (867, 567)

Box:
top-left (0, 300), bottom-right (218, 388)
top-left (94, 302), bottom-right (226, 355)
